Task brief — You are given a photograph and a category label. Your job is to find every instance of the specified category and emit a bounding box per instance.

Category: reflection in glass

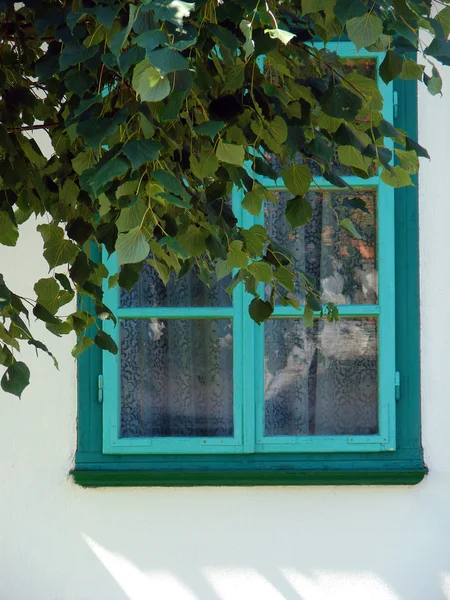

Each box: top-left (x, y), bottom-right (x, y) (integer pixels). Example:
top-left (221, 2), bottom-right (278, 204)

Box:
top-left (120, 263), bottom-right (232, 308)
top-left (341, 57), bottom-right (377, 79)
top-left (265, 190), bottom-right (377, 304)
top-left (120, 319), bottom-right (234, 438)
top-left (265, 318), bottom-right (378, 436)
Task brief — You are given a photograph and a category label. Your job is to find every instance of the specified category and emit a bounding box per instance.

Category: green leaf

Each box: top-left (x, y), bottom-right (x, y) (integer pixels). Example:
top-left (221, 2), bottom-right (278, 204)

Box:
top-left (399, 59), bottom-right (424, 80)
top-left (307, 292), bottom-right (322, 312)
top-left (94, 330), bottom-right (118, 354)
top-left (148, 259), bottom-right (170, 285)
top-left (132, 59), bottom-right (171, 102)
top-left (116, 200), bottom-right (147, 233)
top-left (379, 50), bottom-right (404, 84)
top-left (194, 121), bottom-right (225, 139)
top-left (242, 187), bottom-right (266, 216)
top-left (405, 137), bottom-right (430, 159)
top-left (265, 116), bottom-right (288, 145)
top-left (1, 361), bottom-right (30, 398)
top-left (224, 61), bottom-right (245, 92)
top-left (340, 217), bottom-right (362, 239)
top-left (338, 145), bottom-right (372, 172)
top-left (242, 225), bottom-right (268, 257)
top-left (135, 30), bottom-right (168, 53)
top-left (227, 240), bottom-right (248, 269)
top-left (424, 66), bottom-right (443, 96)
top-left (395, 149), bottom-right (419, 174)
top-left (249, 298), bottom-right (273, 325)
top-left (146, 48), bottom-right (189, 74)
top-left (216, 259), bottom-right (233, 281)
top-left (116, 228), bottom-right (150, 265)
top-left (381, 166), bottom-right (413, 188)
top-left (302, 0), bottom-right (334, 13)
top-left (303, 304), bottom-right (314, 327)
top-left (77, 109), bottom-right (128, 149)
top-left (321, 85), bottom-right (363, 120)
top-left (425, 39), bottom-right (450, 67)
top-left (60, 178), bottom-right (79, 205)
top-left (109, 3), bottom-right (138, 56)
top-left (190, 147), bottom-right (219, 179)
top-left (72, 336), bottom-right (94, 358)
top-left (285, 196), bottom-right (313, 229)
top-left (157, 193), bottom-right (190, 209)
top-left (178, 225), bottom-right (209, 256)
top-left (264, 29), bottom-right (295, 45)
top-left (281, 164), bottom-right (312, 196)
top-left (34, 277), bottom-right (61, 314)
top-left (247, 261), bottom-right (272, 284)
top-left (216, 142), bottom-right (245, 166)
top-left (346, 13), bottom-right (383, 51)
top-left (72, 150), bottom-right (95, 175)
top-left (37, 224), bottom-right (79, 269)
top-left (87, 157), bottom-right (130, 197)
top-left (342, 197), bottom-right (369, 213)
top-left (33, 303), bottom-right (62, 324)
top-left (152, 170), bottom-right (191, 202)
top-left (274, 266), bottom-right (295, 292)
top-left (59, 42), bottom-right (98, 71)
top-left (0, 210), bottom-right (18, 246)
top-left (121, 139), bottom-right (162, 170)
top-left (239, 20), bottom-right (254, 59)
top-left (436, 6), bottom-right (450, 37)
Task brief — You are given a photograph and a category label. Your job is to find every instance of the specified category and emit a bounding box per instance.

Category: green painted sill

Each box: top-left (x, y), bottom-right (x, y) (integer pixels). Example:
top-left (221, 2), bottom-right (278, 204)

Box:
top-left (72, 466), bottom-right (428, 487)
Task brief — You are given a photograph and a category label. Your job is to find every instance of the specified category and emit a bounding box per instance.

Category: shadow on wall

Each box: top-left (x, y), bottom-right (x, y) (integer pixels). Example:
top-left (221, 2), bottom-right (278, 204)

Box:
top-left (4, 482), bottom-right (448, 600)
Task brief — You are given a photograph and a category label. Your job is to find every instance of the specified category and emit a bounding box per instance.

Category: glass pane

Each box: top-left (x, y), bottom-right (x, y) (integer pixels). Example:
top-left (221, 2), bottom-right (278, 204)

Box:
top-left (265, 190), bottom-right (377, 304)
top-left (264, 318), bottom-right (378, 436)
top-left (341, 57), bottom-right (377, 79)
top-left (120, 319), bottom-right (234, 438)
top-left (120, 263), bottom-right (232, 308)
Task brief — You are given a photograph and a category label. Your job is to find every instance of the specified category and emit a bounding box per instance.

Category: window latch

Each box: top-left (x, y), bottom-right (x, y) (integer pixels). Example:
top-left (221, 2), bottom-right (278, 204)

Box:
top-left (393, 91), bottom-right (399, 120)
top-left (395, 371), bottom-right (400, 401)
top-left (98, 374), bottom-right (103, 404)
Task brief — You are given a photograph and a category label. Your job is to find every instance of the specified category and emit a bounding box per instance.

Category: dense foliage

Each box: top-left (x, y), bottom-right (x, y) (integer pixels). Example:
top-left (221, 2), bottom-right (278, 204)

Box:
top-left (0, 0), bottom-right (448, 396)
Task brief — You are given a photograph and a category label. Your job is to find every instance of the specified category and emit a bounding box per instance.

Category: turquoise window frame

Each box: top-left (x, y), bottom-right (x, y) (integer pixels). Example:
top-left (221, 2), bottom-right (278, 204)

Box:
top-left (72, 49), bottom-right (426, 485)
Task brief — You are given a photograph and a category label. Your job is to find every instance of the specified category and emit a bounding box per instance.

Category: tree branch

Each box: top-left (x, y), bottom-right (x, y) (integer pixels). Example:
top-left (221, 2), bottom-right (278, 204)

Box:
top-left (7, 123), bottom-right (59, 133)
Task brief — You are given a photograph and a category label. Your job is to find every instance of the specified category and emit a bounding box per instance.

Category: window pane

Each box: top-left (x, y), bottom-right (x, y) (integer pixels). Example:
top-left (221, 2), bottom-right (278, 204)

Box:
top-left (120, 263), bottom-right (232, 308)
top-left (264, 318), bottom-right (378, 436)
top-left (341, 57), bottom-right (377, 79)
top-left (120, 319), bottom-right (234, 438)
top-left (265, 190), bottom-right (377, 304)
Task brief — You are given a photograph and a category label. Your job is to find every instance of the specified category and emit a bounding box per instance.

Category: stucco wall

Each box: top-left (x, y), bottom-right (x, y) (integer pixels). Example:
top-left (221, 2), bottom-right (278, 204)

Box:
top-left (1, 70), bottom-right (450, 600)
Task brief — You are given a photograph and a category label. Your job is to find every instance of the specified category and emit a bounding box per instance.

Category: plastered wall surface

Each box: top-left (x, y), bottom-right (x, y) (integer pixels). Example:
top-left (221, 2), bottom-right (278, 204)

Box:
top-left (1, 73), bottom-right (450, 600)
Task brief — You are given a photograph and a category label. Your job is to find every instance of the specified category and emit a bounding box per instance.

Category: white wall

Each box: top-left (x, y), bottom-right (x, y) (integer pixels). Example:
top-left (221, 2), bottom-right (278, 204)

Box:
top-left (1, 73), bottom-right (450, 600)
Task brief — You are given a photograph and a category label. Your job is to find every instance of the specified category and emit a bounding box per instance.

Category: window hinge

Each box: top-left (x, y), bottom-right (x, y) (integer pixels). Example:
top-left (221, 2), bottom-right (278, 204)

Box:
top-left (395, 371), bottom-right (401, 401)
top-left (98, 374), bottom-right (103, 404)
top-left (393, 91), bottom-right (399, 120)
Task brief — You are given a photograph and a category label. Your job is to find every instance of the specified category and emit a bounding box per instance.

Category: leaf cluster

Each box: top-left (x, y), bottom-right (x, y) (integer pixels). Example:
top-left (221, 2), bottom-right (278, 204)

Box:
top-left (0, 0), bottom-right (443, 394)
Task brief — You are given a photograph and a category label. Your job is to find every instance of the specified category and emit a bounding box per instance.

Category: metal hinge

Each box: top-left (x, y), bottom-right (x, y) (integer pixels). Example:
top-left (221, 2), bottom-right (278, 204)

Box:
top-left (98, 374), bottom-right (103, 404)
top-left (395, 371), bottom-right (401, 401)
top-left (393, 91), bottom-right (399, 120)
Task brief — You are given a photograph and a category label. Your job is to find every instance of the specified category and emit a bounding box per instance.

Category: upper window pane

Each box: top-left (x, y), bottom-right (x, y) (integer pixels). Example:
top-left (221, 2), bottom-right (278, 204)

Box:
top-left (120, 263), bottom-right (232, 308)
top-left (341, 57), bottom-right (377, 79)
top-left (265, 190), bottom-right (377, 305)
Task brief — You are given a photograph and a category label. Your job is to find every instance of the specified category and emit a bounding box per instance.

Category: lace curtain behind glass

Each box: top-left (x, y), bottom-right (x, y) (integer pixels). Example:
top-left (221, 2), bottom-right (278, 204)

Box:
top-left (119, 262), bottom-right (234, 438)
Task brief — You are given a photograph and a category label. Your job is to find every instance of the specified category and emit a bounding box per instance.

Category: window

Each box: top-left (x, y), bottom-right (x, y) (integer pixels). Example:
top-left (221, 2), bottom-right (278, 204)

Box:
top-left (73, 45), bottom-right (426, 486)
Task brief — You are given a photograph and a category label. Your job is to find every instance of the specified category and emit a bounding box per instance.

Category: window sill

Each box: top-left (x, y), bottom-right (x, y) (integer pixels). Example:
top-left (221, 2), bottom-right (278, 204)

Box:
top-left (72, 463), bottom-right (427, 487)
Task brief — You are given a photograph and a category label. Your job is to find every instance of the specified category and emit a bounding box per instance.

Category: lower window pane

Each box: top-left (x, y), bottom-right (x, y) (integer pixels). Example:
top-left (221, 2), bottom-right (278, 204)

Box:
top-left (120, 319), bottom-right (234, 438)
top-left (264, 318), bottom-right (378, 436)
